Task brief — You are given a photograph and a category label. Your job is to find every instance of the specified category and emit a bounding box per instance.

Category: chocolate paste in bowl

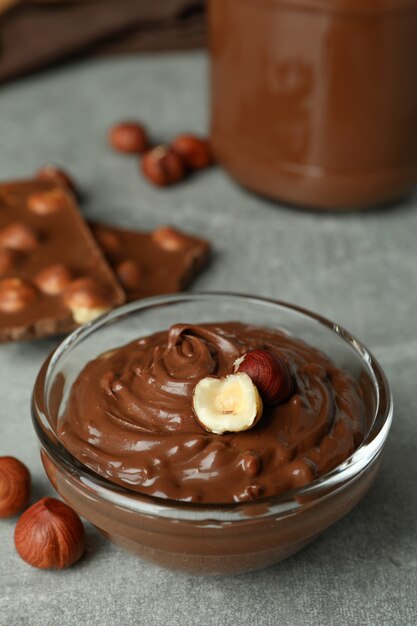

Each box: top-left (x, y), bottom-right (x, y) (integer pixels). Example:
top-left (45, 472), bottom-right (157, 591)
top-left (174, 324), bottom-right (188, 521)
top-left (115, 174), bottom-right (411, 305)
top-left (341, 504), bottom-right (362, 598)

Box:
top-left (58, 322), bottom-right (365, 503)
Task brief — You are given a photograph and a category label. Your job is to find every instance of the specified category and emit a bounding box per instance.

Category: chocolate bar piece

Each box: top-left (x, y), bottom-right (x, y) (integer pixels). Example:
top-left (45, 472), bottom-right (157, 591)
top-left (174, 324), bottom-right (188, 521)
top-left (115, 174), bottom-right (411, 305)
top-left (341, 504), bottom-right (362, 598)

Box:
top-left (0, 180), bottom-right (125, 342)
top-left (90, 222), bottom-right (211, 301)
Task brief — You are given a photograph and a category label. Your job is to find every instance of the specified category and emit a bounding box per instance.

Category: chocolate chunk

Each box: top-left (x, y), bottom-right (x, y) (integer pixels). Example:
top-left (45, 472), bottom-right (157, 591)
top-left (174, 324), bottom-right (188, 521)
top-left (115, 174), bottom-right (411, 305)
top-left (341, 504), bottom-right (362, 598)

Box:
top-left (0, 180), bottom-right (125, 342)
top-left (90, 222), bottom-right (210, 302)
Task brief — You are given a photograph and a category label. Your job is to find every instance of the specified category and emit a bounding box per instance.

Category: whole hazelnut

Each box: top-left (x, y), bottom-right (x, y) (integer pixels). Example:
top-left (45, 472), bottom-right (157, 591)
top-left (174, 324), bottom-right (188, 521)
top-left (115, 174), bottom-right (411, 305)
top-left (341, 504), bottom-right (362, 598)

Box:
top-left (93, 229), bottom-right (120, 253)
top-left (27, 188), bottom-right (68, 215)
top-left (63, 277), bottom-right (112, 324)
top-left (109, 121), bottom-right (149, 154)
top-left (234, 350), bottom-right (293, 405)
top-left (14, 497), bottom-right (85, 569)
top-left (64, 277), bottom-right (110, 309)
top-left (141, 145), bottom-right (186, 187)
top-left (0, 222), bottom-right (38, 252)
top-left (34, 264), bottom-right (73, 295)
top-left (151, 226), bottom-right (188, 252)
top-left (0, 457), bottom-right (31, 518)
top-left (35, 165), bottom-right (77, 197)
top-left (0, 278), bottom-right (37, 313)
top-left (234, 483), bottom-right (264, 502)
top-left (240, 451), bottom-right (262, 478)
top-left (171, 134), bottom-right (212, 170)
top-left (116, 259), bottom-right (143, 291)
top-left (288, 459), bottom-right (315, 489)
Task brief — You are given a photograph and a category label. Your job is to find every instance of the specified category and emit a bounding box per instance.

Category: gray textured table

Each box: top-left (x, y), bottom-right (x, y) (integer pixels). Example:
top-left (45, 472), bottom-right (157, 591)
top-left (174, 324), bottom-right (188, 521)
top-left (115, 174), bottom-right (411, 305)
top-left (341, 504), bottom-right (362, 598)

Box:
top-left (1, 52), bottom-right (416, 626)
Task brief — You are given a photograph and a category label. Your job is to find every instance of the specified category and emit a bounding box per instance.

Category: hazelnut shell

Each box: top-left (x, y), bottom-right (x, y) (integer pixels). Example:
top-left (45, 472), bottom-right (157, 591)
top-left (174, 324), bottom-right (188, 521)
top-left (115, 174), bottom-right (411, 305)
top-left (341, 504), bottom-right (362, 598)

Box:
top-left (109, 122), bottom-right (149, 154)
top-left (235, 349), bottom-right (293, 405)
top-left (14, 497), bottom-right (85, 569)
top-left (141, 146), bottom-right (186, 187)
top-left (0, 457), bottom-right (31, 518)
top-left (171, 134), bottom-right (212, 170)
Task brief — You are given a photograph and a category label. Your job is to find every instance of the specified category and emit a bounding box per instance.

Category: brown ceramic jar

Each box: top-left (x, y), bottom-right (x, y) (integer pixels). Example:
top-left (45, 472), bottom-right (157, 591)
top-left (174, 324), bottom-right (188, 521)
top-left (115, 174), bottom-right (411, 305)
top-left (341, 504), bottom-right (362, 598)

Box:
top-left (209, 0), bottom-right (417, 210)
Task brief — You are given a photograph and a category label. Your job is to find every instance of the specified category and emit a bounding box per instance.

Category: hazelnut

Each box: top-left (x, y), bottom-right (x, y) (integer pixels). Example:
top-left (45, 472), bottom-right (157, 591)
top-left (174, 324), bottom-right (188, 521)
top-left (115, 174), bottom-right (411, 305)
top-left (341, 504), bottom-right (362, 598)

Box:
top-left (171, 134), bottom-right (212, 170)
top-left (34, 264), bottom-right (73, 295)
top-left (0, 222), bottom-right (38, 251)
top-left (14, 497), bottom-right (85, 569)
top-left (116, 259), bottom-right (143, 291)
top-left (234, 483), bottom-right (264, 502)
top-left (288, 459), bottom-right (315, 489)
top-left (240, 451), bottom-right (262, 478)
top-left (27, 188), bottom-right (68, 215)
top-left (63, 277), bottom-right (112, 325)
top-left (0, 278), bottom-right (37, 313)
top-left (141, 145), bottom-right (186, 187)
top-left (0, 457), bottom-right (31, 518)
top-left (234, 350), bottom-right (293, 405)
top-left (35, 164), bottom-right (77, 197)
top-left (93, 229), bottom-right (120, 253)
top-left (192, 373), bottom-right (263, 435)
top-left (109, 121), bottom-right (149, 154)
top-left (0, 248), bottom-right (20, 274)
top-left (151, 226), bottom-right (188, 252)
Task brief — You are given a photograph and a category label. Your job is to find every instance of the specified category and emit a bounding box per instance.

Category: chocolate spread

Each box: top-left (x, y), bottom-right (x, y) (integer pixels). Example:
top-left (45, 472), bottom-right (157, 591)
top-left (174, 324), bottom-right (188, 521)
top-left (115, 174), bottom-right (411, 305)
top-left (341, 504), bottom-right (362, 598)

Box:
top-left (209, 0), bottom-right (417, 209)
top-left (58, 322), bottom-right (366, 503)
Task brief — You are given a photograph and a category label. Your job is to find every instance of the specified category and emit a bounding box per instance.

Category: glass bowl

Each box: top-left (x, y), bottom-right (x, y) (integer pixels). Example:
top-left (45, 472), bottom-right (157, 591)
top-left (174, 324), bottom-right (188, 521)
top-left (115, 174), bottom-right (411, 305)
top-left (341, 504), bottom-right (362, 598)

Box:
top-left (32, 293), bottom-right (393, 575)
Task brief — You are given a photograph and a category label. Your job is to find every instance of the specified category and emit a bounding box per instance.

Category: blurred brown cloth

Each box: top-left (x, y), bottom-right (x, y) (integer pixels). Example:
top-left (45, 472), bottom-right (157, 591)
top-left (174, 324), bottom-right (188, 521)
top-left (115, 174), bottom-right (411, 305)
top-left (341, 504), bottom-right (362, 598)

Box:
top-left (0, 0), bottom-right (206, 84)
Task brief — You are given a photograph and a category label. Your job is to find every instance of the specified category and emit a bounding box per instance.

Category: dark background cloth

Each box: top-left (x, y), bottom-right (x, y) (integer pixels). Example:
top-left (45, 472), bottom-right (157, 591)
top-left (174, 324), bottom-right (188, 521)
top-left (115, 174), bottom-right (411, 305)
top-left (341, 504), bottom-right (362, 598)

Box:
top-left (0, 0), bottom-right (205, 84)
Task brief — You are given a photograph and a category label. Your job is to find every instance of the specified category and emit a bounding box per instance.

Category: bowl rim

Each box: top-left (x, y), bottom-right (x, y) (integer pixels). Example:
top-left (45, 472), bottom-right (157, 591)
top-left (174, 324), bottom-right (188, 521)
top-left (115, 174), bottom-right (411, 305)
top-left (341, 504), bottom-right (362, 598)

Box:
top-left (32, 292), bottom-right (393, 521)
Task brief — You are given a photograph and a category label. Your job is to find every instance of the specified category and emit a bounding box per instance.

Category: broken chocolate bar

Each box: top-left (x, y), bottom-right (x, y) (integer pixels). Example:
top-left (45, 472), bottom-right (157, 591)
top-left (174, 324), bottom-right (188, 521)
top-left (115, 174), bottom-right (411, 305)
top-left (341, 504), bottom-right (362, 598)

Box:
top-left (0, 180), bottom-right (125, 342)
top-left (90, 222), bottom-right (211, 302)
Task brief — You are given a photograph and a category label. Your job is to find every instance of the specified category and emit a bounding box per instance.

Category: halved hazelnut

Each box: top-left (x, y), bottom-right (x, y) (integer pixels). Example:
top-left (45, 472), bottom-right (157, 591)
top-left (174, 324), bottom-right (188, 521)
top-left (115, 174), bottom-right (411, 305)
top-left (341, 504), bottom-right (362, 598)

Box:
top-left (0, 222), bottom-right (38, 251)
top-left (0, 278), bottom-right (37, 313)
top-left (34, 264), bottom-right (73, 295)
top-left (63, 277), bottom-right (112, 325)
top-left (27, 188), bottom-right (68, 215)
top-left (192, 372), bottom-right (263, 435)
top-left (151, 226), bottom-right (188, 252)
top-left (234, 350), bottom-right (293, 405)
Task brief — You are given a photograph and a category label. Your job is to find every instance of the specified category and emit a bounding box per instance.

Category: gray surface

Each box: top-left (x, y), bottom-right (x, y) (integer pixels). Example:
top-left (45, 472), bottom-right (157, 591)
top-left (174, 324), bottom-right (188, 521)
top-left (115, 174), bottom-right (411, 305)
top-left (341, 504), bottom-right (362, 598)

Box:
top-left (0, 52), bottom-right (416, 626)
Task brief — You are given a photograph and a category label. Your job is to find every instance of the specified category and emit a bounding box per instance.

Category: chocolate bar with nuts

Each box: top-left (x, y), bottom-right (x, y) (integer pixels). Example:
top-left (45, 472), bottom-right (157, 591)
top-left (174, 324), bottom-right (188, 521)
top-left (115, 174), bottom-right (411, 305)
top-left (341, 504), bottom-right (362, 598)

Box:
top-left (90, 223), bottom-right (211, 302)
top-left (0, 179), bottom-right (125, 342)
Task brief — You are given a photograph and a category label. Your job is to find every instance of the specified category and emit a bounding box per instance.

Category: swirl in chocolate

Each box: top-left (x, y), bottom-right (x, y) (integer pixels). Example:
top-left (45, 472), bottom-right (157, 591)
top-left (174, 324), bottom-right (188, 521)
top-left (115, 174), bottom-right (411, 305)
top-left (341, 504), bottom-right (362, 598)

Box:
top-left (58, 323), bottom-right (366, 503)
